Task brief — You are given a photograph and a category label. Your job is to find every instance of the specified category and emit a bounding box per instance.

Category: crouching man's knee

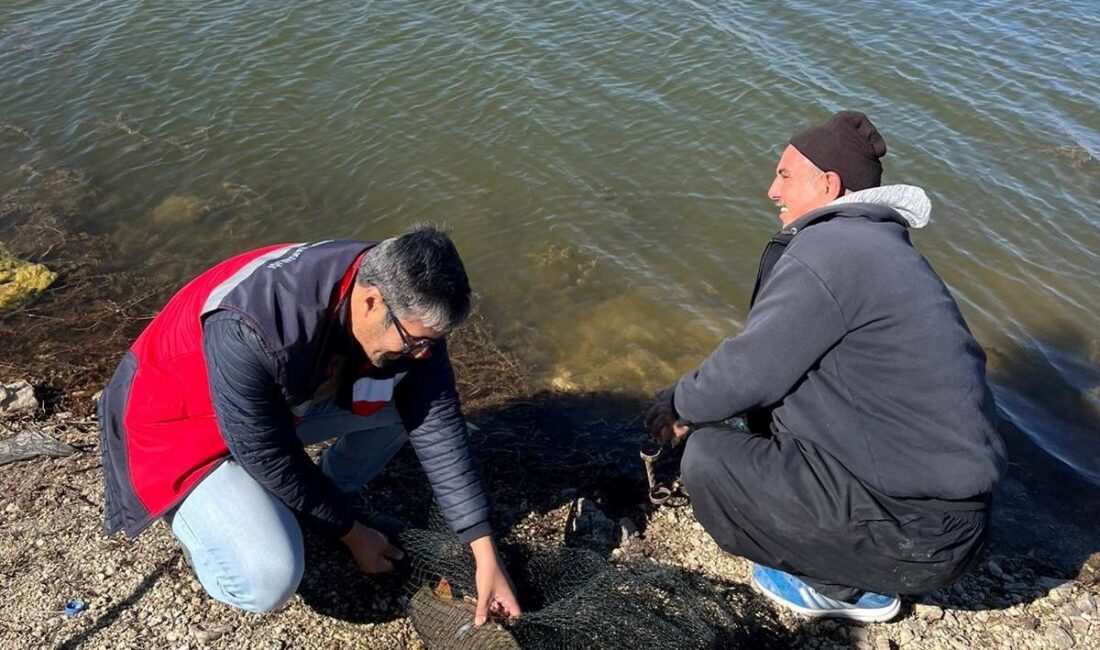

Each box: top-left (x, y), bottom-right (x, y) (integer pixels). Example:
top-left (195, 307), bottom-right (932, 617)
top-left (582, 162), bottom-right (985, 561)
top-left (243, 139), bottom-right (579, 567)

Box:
top-left (243, 558), bottom-right (303, 613)
top-left (681, 427), bottom-right (728, 497)
top-left (195, 549), bottom-right (304, 614)
top-left (229, 557), bottom-right (303, 613)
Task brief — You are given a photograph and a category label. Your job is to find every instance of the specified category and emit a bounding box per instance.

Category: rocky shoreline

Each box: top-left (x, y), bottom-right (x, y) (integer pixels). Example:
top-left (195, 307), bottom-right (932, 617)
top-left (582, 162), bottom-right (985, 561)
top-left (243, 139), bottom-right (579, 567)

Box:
top-left (1, 156), bottom-right (1098, 648)
top-left (1, 393), bottom-right (1098, 649)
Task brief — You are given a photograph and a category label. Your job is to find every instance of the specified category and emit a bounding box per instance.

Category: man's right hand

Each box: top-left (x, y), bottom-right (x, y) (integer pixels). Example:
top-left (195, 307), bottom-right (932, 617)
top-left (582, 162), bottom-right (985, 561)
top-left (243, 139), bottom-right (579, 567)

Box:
top-left (340, 521), bottom-right (405, 573)
top-left (645, 389), bottom-right (691, 445)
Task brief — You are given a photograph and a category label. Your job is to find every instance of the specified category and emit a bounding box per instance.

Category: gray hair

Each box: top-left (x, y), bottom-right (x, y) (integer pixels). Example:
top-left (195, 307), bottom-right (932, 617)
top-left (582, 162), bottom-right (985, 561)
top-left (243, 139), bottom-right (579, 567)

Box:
top-left (355, 224), bottom-right (472, 332)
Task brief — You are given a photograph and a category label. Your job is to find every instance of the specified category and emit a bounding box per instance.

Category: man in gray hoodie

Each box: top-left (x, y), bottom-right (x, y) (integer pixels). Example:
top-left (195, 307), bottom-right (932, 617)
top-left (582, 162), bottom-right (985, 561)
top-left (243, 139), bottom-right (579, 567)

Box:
top-left (646, 111), bottom-right (1006, 622)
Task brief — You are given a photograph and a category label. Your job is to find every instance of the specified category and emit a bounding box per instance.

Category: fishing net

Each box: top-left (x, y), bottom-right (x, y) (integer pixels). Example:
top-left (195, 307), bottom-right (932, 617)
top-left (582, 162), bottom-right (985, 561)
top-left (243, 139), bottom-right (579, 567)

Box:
top-left (399, 520), bottom-right (744, 650)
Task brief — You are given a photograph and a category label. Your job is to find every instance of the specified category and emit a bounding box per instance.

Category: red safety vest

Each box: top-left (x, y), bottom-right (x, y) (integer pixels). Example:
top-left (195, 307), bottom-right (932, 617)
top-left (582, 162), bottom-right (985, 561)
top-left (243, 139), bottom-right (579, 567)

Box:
top-left (119, 242), bottom-right (382, 526)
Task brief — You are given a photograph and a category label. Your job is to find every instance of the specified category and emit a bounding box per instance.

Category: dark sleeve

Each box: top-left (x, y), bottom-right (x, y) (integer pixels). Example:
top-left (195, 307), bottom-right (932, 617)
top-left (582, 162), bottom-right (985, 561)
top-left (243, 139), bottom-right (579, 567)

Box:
top-left (203, 311), bottom-right (355, 538)
top-left (674, 254), bottom-right (847, 424)
top-left (394, 340), bottom-right (492, 544)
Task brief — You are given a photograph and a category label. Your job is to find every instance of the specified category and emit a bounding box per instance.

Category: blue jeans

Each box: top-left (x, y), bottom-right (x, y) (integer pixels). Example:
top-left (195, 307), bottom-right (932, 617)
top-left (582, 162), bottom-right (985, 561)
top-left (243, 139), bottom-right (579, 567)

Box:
top-left (168, 401), bottom-right (407, 612)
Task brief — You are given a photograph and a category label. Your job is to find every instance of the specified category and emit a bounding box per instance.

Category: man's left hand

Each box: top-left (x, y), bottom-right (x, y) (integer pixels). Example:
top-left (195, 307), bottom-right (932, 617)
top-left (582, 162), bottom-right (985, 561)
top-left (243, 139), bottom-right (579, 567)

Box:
top-left (470, 536), bottom-right (521, 626)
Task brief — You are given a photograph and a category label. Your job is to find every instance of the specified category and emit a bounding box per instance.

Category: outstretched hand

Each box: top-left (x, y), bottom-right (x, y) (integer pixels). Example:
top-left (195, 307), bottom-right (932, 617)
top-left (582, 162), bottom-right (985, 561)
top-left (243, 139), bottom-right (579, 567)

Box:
top-left (470, 536), bottom-right (521, 626)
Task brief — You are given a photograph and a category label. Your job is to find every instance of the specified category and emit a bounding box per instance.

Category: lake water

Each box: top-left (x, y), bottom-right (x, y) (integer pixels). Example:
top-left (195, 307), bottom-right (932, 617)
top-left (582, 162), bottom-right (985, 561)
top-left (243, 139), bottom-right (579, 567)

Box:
top-left (2, 0), bottom-right (1098, 489)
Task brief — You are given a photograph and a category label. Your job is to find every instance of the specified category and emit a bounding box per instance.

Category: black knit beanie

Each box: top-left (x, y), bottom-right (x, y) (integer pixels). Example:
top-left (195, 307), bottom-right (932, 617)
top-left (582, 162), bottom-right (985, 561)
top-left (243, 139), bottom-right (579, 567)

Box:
top-left (789, 111), bottom-right (887, 191)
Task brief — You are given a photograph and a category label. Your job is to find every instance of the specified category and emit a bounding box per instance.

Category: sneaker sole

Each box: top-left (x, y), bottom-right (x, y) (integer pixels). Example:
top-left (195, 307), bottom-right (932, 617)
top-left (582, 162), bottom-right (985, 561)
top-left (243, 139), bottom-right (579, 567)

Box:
top-left (751, 573), bottom-right (901, 623)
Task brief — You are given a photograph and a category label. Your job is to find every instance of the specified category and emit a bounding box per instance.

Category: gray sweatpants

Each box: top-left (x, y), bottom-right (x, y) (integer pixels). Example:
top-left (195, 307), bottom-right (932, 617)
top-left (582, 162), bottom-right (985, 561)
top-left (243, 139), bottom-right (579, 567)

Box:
top-left (681, 424), bottom-right (989, 600)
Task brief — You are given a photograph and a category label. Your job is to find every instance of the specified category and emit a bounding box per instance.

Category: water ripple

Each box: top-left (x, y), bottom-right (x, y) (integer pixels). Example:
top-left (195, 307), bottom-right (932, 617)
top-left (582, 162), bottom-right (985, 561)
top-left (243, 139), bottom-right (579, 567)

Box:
top-left (2, 0), bottom-right (1098, 482)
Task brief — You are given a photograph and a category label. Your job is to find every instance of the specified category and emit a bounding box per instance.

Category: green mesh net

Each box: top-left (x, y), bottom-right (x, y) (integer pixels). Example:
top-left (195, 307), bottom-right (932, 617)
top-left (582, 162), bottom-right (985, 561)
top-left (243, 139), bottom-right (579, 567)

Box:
top-left (399, 522), bottom-right (745, 650)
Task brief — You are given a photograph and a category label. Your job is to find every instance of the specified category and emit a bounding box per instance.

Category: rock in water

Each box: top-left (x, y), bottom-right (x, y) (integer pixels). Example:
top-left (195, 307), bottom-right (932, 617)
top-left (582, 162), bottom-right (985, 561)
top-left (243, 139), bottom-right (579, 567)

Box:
top-left (149, 195), bottom-right (203, 224)
top-left (0, 244), bottom-right (56, 311)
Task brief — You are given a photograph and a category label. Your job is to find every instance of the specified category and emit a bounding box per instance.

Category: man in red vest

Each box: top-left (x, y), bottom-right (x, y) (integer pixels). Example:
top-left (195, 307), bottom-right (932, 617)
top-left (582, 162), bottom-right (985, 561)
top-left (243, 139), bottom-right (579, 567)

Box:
top-left (99, 225), bottom-right (520, 623)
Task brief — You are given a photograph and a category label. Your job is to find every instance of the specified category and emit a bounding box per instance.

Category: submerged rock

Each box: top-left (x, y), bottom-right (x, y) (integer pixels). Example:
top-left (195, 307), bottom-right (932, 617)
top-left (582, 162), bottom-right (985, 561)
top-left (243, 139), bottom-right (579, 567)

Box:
top-left (149, 194), bottom-right (204, 224)
top-left (541, 290), bottom-right (721, 394)
top-left (550, 373), bottom-right (578, 392)
top-left (0, 244), bottom-right (57, 311)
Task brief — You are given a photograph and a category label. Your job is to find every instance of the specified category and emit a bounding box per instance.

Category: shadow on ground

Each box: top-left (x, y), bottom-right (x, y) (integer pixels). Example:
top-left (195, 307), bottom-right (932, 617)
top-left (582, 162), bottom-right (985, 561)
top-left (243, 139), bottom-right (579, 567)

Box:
top-left (313, 388), bottom-right (815, 648)
top-left (56, 557), bottom-right (180, 650)
top-left (295, 533), bottom-right (410, 625)
top-left (914, 326), bottom-right (1100, 613)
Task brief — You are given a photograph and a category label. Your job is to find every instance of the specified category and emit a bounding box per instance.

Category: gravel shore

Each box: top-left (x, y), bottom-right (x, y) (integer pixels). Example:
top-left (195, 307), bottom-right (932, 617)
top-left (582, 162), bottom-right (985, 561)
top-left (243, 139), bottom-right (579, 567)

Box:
top-left (1, 397), bottom-right (1097, 649)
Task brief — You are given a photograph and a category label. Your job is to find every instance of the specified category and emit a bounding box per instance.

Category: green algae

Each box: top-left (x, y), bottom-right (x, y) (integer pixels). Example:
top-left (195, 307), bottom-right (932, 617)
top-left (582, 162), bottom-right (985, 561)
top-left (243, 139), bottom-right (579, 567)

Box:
top-left (0, 244), bottom-right (56, 311)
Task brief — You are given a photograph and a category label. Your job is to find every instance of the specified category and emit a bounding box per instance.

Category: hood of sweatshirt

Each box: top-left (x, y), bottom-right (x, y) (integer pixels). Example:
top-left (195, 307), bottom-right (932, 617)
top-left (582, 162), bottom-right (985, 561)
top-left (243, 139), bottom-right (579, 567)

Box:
top-left (827, 184), bottom-right (931, 229)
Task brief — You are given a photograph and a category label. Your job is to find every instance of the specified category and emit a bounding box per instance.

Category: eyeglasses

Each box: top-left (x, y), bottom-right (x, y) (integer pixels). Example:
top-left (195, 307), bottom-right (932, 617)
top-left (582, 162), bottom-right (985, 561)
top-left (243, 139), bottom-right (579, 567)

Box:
top-left (386, 305), bottom-right (434, 358)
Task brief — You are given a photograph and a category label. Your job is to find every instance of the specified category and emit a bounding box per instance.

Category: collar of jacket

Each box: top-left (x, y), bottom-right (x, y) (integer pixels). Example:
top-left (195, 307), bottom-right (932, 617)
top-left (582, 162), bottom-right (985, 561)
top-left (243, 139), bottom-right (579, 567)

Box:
top-left (749, 202), bottom-right (908, 307)
top-left (782, 201), bottom-right (910, 236)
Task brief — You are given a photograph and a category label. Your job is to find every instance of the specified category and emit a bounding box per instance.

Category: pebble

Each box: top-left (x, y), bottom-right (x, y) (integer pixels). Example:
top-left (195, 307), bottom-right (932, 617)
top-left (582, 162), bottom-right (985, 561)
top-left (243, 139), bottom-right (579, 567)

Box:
top-left (1051, 582), bottom-right (1076, 602)
top-left (916, 604), bottom-right (945, 622)
top-left (986, 559), bottom-right (1006, 580)
top-left (1074, 593), bottom-right (1096, 615)
top-left (1045, 625), bottom-right (1075, 648)
top-left (191, 624), bottom-right (231, 643)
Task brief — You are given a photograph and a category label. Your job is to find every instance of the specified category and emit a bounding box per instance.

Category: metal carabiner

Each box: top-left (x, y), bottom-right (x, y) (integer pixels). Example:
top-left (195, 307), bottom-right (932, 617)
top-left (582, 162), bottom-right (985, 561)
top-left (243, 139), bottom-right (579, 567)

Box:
top-left (640, 438), bottom-right (674, 506)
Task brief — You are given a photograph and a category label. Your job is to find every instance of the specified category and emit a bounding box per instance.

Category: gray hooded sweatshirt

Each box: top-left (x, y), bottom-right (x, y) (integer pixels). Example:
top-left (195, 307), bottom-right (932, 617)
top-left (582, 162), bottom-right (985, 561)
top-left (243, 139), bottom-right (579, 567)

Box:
top-left (673, 185), bottom-right (1006, 500)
